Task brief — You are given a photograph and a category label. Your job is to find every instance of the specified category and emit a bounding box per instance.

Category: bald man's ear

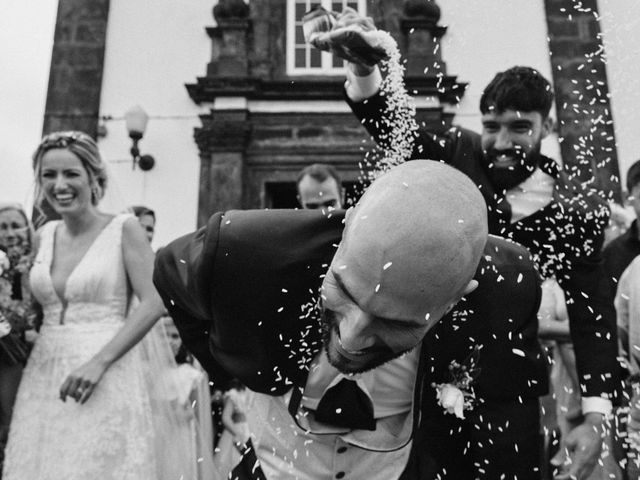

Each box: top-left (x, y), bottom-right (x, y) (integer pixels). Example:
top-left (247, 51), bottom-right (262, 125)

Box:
top-left (444, 279), bottom-right (478, 315)
top-left (462, 279), bottom-right (478, 296)
top-left (344, 205), bottom-right (355, 223)
top-left (445, 280), bottom-right (480, 315)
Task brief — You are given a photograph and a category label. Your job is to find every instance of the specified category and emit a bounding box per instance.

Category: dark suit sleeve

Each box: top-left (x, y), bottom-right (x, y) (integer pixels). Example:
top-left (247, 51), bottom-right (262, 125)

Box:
top-left (346, 89), bottom-right (483, 174)
top-left (346, 89), bottom-right (452, 162)
top-left (559, 254), bottom-right (621, 403)
top-left (556, 194), bottom-right (621, 403)
top-left (154, 209), bottom-right (345, 395)
top-left (154, 213), bottom-right (234, 389)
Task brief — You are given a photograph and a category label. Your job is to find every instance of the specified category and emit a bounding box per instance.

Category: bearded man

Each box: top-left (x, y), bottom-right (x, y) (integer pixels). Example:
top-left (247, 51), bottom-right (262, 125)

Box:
top-left (313, 9), bottom-right (619, 479)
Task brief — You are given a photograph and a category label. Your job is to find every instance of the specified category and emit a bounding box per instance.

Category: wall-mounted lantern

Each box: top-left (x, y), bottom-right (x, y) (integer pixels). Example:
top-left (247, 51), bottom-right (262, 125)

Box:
top-left (124, 105), bottom-right (155, 171)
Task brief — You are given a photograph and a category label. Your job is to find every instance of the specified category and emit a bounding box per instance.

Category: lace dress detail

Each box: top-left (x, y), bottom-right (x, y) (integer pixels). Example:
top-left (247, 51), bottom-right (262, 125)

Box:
top-left (2, 215), bottom-right (158, 480)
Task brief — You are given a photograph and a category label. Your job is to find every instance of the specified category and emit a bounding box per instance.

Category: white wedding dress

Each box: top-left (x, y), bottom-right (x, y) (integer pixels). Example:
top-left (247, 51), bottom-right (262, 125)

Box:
top-left (2, 214), bottom-right (204, 480)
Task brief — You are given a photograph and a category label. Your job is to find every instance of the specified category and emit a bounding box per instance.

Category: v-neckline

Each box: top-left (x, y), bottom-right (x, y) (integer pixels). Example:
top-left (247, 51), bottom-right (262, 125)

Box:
top-left (49, 215), bottom-right (117, 305)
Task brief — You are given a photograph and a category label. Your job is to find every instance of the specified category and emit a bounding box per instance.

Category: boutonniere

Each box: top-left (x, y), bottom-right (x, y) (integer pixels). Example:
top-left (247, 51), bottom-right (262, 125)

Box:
top-left (433, 345), bottom-right (481, 419)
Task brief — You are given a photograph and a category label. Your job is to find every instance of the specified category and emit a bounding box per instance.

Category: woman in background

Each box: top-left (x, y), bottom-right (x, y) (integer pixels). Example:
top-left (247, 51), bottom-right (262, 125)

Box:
top-left (3, 131), bottom-right (196, 480)
top-left (0, 203), bottom-right (34, 476)
top-left (128, 203), bottom-right (217, 478)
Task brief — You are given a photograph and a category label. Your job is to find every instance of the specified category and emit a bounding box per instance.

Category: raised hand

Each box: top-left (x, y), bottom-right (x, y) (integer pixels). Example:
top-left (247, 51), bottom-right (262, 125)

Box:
top-left (305, 7), bottom-right (386, 69)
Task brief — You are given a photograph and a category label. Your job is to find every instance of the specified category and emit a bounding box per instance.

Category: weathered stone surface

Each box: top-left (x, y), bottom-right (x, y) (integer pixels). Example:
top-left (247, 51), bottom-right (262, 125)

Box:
top-left (190, 0), bottom-right (468, 221)
top-left (544, 0), bottom-right (620, 200)
top-left (43, 0), bottom-right (109, 139)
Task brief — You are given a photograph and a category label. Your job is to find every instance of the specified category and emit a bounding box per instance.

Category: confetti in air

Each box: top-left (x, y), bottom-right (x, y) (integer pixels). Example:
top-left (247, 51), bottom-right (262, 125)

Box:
top-left (357, 31), bottom-right (419, 190)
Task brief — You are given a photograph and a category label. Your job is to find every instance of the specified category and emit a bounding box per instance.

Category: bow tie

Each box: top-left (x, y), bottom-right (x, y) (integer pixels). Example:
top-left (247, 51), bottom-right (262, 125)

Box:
top-left (314, 378), bottom-right (376, 431)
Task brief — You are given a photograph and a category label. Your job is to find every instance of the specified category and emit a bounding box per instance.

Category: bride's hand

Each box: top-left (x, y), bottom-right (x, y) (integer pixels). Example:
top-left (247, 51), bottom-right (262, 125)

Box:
top-left (59, 358), bottom-right (108, 404)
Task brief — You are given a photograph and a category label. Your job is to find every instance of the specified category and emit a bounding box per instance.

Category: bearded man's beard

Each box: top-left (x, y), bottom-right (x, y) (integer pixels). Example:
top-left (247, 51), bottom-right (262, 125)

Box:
top-left (482, 146), bottom-right (541, 191)
top-left (320, 308), bottom-right (414, 374)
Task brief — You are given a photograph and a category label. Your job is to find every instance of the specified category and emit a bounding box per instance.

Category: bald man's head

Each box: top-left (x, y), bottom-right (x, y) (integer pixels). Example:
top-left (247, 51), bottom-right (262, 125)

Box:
top-left (321, 160), bottom-right (488, 373)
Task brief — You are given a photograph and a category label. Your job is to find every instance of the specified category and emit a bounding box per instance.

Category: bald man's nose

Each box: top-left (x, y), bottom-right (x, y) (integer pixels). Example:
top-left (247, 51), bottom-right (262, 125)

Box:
top-left (337, 311), bottom-right (376, 352)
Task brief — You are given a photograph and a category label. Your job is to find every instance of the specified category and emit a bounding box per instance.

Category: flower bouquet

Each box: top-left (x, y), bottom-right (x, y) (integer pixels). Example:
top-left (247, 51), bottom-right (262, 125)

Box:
top-left (0, 247), bottom-right (37, 365)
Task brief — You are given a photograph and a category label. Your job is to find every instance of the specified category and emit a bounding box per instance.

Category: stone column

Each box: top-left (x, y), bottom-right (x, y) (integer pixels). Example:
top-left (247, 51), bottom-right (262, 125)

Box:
top-left (207, 0), bottom-right (251, 77)
top-left (544, 0), bottom-right (620, 200)
top-left (43, 0), bottom-right (110, 137)
top-left (401, 0), bottom-right (448, 78)
top-left (195, 108), bottom-right (251, 226)
top-left (193, 0), bottom-right (253, 225)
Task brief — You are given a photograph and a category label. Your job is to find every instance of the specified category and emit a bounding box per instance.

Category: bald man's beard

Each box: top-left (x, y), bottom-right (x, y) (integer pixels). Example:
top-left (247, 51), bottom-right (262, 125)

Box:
top-left (320, 309), bottom-right (414, 374)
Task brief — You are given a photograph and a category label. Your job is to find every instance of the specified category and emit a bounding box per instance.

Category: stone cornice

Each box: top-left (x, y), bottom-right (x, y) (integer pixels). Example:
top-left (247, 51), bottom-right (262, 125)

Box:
top-left (186, 75), bottom-right (467, 105)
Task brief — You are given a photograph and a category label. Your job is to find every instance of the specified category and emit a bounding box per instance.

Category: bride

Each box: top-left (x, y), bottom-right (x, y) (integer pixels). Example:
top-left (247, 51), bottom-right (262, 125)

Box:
top-left (2, 131), bottom-right (201, 479)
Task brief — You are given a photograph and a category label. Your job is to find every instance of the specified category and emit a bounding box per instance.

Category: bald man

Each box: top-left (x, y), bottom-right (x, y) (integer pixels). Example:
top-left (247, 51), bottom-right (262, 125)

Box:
top-left (154, 161), bottom-right (547, 480)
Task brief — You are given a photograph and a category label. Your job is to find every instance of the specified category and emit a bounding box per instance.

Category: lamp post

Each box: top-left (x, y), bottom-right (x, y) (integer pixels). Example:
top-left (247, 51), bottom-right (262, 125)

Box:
top-left (124, 105), bottom-right (155, 171)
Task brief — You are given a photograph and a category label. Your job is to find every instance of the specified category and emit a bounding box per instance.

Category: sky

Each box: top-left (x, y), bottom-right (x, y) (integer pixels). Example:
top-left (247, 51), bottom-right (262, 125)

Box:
top-left (0, 0), bottom-right (59, 208)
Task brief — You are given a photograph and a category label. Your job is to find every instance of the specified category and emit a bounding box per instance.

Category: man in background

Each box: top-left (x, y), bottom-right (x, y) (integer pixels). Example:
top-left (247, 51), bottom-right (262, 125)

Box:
top-left (296, 163), bottom-right (344, 210)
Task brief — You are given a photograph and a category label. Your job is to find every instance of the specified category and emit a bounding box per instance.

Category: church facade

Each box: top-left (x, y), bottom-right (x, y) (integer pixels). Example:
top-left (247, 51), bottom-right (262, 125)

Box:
top-left (36, 0), bottom-right (633, 245)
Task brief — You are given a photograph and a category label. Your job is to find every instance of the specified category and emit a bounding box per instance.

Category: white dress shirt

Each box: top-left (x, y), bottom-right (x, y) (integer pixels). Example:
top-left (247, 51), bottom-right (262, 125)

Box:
top-left (239, 349), bottom-right (420, 480)
top-left (302, 349), bottom-right (419, 418)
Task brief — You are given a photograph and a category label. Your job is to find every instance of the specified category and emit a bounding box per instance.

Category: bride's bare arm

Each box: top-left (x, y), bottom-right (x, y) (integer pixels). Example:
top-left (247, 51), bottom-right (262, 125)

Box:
top-left (59, 217), bottom-right (165, 403)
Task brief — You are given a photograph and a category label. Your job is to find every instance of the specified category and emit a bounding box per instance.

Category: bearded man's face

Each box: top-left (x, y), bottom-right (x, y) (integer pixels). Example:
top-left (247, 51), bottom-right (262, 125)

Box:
top-left (481, 109), bottom-right (552, 191)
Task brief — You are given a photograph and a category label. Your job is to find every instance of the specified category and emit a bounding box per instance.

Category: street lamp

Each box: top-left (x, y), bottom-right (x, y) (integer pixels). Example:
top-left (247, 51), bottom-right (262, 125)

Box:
top-left (124, 105), bottom-right (155, 171)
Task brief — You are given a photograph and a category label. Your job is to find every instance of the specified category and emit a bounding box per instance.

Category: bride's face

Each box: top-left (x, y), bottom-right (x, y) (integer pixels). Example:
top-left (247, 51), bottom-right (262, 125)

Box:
top-left (39, 148), bottom-right (94, 215)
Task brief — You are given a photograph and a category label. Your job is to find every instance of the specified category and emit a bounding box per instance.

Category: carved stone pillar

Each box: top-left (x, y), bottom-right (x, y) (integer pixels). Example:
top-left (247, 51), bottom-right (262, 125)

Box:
top-left (207, 0), bottom-right (251, 77)
top-left (193, 0), bottom-right (253, 225)
top-left (544, 0), bottom-right (620, 200)
top-left (195, 108), bottom-right (251, 226)
top-left (401, 0), bottom-right (447, 78)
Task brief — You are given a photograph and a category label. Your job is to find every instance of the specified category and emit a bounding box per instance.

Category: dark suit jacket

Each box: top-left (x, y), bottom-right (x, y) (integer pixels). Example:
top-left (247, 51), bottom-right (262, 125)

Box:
top-left (348, 92), bottom-right (619, 402)
top-left (154, 209), bottom-right (547, 477)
